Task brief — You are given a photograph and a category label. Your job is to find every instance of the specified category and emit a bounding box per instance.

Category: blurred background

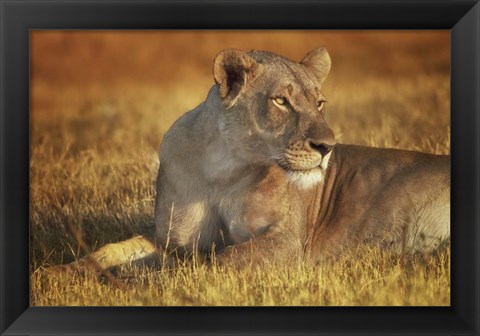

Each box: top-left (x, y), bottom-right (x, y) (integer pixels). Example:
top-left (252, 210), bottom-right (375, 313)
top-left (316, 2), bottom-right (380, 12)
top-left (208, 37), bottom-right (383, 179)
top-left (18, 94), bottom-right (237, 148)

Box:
top-left (30, 30), bottom-right (450, 267)
top-left (31, 31), bottom-right (450, 154)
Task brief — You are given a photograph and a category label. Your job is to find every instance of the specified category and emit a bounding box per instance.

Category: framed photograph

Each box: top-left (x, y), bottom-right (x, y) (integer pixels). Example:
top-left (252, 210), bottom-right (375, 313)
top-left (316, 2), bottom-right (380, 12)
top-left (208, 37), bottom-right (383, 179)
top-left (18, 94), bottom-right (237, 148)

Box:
top-left (1, 0), bottom-right (479, 335)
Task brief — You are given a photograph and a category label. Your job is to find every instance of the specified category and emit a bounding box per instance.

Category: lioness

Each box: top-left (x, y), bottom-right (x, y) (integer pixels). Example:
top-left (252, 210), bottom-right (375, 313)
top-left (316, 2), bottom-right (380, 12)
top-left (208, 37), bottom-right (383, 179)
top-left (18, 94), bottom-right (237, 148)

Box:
top-left (64, 47), bottom-right (450, 271)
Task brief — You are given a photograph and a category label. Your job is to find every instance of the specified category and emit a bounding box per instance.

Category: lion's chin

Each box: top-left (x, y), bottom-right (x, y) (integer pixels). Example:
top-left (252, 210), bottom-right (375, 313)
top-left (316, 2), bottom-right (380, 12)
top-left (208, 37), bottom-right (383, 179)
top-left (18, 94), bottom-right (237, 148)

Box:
top-left (278, 151), bottom-right (332, 189)
top-left (286, 168), bottom-right (324, 190)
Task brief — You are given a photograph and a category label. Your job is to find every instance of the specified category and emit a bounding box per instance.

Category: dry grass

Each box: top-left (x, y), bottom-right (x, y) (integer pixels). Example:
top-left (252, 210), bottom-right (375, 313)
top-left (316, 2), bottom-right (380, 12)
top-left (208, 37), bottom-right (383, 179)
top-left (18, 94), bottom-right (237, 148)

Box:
top-left (32, 250), bottom-right (450, 306)
top-left (30, 31), bottom-right (450, 306)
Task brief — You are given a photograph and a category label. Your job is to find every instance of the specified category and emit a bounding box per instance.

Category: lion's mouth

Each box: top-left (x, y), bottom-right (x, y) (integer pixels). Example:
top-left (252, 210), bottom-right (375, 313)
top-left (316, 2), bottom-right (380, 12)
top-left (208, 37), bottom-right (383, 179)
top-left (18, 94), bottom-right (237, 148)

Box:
top-left (276, 151), bottom-right (332, 172)
top-left (275, 151), bottom-right (332, 189)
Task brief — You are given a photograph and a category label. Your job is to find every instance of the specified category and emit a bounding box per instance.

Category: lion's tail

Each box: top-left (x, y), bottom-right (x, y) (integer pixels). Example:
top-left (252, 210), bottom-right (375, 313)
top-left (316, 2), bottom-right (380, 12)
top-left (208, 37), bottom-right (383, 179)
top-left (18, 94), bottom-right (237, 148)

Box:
top-left (54, 235), bottom-right (160, 275)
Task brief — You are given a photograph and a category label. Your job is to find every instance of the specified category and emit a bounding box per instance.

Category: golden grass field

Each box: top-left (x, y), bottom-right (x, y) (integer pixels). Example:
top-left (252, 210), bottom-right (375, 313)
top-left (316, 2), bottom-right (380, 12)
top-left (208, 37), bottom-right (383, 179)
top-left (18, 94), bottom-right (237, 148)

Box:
top-left (30, 31), bottom-right (450, 306)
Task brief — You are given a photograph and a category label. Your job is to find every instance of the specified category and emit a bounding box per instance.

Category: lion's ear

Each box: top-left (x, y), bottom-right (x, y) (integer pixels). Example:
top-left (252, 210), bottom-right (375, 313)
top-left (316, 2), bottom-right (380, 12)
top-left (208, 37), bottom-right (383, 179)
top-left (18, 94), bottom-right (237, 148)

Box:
top-left (213, 49), bottom-right (258, 103)
top-left (300, 47), bottom-right (331, 84)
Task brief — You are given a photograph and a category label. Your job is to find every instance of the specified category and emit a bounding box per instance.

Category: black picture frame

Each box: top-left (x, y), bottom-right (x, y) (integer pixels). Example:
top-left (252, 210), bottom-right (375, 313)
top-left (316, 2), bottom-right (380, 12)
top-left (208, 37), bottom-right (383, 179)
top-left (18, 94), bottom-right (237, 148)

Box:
top-left (1, 0), bottom-right (479, 335)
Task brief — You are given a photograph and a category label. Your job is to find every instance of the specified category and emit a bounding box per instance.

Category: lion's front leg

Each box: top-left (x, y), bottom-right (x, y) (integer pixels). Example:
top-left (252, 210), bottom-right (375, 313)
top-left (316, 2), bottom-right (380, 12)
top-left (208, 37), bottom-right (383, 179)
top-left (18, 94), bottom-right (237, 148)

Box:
top-left (216, 191), bottom-right (306, 267)
top-left (214, 231), bottom-right (304, 268)
top-left (214, 168), bottom-right (307, 268)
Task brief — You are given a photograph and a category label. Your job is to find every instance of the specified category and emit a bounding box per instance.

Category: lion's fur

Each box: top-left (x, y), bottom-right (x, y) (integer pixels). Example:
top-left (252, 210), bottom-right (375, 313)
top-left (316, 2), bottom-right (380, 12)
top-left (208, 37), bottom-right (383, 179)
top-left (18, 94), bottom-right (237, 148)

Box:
top-left (60, 47), bottom-right (450, 271)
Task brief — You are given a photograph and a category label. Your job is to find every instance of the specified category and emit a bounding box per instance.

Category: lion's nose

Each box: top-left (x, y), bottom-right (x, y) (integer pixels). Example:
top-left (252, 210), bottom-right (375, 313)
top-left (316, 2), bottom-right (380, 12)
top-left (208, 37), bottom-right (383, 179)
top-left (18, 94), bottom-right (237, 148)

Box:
top-left (306, 140), bottom-right (335, 157)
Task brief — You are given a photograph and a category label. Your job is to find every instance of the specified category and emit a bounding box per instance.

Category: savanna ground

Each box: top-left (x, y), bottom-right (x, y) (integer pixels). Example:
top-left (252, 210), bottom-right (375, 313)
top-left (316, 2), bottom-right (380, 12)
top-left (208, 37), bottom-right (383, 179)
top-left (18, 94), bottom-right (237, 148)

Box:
top-left (30, 31), bottom-right (450, 306)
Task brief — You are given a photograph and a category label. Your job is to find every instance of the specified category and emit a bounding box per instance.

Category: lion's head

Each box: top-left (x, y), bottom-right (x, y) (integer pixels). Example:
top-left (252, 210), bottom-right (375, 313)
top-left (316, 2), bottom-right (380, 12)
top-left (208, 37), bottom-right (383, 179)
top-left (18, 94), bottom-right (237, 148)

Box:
top-left (213, 47), bottom-right (336, 189)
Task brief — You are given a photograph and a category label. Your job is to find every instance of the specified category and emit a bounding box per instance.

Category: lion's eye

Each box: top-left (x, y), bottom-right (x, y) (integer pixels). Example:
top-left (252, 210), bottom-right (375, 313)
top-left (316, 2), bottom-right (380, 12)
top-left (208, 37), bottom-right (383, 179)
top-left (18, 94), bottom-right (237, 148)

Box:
top-left (317, 100), bottom-right (327, 111)
top-left (273, 97), bottom-right (288, 106)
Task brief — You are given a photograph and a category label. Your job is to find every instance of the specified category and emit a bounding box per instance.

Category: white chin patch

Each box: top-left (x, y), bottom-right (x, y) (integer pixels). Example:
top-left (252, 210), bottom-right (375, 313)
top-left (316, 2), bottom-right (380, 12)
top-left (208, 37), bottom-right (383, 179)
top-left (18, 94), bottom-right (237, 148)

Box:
top-left (283, 151), bottom-right (332, 190)
top-left (287, 169), bottom-right (324, 190)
